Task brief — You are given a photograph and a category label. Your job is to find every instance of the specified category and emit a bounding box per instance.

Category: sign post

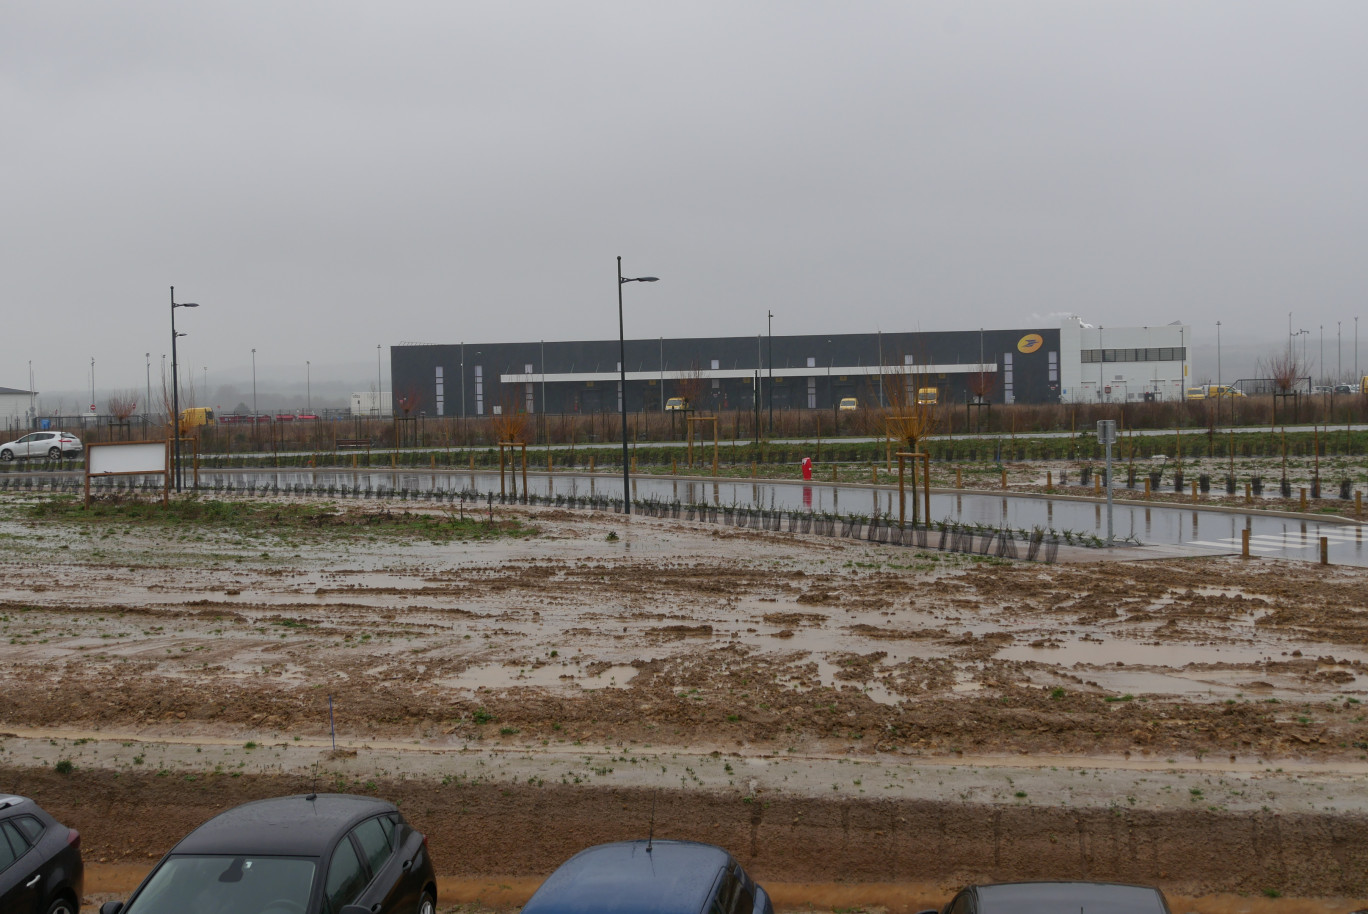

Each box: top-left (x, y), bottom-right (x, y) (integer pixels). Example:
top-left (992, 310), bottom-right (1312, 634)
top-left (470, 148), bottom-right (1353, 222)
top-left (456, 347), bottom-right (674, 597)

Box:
top-left (1097, 419), bottom-right (1117, 545)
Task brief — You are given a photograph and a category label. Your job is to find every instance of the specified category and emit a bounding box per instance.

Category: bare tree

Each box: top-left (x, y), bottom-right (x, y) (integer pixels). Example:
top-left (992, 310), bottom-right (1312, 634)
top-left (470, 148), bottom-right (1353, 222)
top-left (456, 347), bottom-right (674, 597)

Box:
top-left (490, 392), bottom-right (530, 444)
top-left (675, 362), bottom-right (704, 410)
top-left (1260, 348), bottom-right (1307, 425)
top-left (967, 371), bottom-right (997, 403)
top-left (107, 391), bottom-right (139, 421)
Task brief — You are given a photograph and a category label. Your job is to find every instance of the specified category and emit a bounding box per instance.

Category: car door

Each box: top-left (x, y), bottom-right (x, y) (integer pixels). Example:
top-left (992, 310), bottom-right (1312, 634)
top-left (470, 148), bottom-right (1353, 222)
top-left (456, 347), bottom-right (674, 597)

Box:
top-left (346, 816), bottom-right (410, 913)
top-left (12, 434), bottom-right (37, 458)
top-left (0, 818), bottom-right (41, 914)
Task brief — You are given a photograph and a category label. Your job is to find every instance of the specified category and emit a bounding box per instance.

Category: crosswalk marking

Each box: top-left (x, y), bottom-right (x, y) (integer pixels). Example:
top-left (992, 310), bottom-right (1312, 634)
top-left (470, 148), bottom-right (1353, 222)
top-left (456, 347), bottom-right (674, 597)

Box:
top-left (1185, 530), bottom-right (1365, 554)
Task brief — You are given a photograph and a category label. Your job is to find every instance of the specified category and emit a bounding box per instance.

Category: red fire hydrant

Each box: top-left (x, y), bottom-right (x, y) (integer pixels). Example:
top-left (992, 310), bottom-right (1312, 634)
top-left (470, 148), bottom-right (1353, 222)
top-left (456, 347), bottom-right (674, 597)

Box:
top-left (801, 457), bottom-right (813, 480)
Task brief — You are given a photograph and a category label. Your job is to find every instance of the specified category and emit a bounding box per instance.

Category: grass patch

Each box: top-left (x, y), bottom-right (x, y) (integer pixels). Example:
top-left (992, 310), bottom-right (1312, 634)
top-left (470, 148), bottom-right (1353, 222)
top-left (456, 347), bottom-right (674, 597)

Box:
top-left (25, 497), bottom-right (539, 544)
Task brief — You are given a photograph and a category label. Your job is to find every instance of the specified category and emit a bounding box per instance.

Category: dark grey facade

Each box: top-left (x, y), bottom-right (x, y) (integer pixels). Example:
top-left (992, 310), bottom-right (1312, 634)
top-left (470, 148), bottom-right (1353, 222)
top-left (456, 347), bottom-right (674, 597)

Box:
top-left (389, 328), bottom-right (1062, 417)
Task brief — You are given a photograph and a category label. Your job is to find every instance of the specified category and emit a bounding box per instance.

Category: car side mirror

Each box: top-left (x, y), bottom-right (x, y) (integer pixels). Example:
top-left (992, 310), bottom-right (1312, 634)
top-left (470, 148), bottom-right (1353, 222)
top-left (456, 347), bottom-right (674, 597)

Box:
top-left (99, 904), bottom-right (125, 914)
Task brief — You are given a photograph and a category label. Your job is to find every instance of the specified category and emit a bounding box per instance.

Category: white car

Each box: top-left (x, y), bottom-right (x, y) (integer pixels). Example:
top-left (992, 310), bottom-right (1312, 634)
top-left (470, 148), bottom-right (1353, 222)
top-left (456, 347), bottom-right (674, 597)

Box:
top-left (0, 431), bottom-right (83, 461)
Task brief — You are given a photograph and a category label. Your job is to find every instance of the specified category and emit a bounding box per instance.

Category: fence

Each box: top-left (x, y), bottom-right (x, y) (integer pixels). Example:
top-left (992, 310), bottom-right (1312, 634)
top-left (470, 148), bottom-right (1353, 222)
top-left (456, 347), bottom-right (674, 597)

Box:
top-left (2, 475), bottom-right (1064, 563)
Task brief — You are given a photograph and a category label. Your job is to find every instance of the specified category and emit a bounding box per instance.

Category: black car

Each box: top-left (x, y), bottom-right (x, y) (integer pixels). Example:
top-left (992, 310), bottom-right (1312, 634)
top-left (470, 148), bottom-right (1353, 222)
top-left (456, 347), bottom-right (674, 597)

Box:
top-left (0, 794), bottom-right (84, 914)
top-left (521, 839), bottom-right (773, 914)
top-left (924, 881), bottom-right (1172, 914)
top-left (99, 793), bottom-right (436, 914)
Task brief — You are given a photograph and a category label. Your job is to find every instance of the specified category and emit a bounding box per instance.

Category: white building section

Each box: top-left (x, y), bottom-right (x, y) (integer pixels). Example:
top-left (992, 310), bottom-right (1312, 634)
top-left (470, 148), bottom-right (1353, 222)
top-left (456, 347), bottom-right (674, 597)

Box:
top-left (0, 387), bottom-right (36, 431)
top-left (1058, 317), bottom-right (1190, 403)
top-left (350, 391), bottom-right (393, 417)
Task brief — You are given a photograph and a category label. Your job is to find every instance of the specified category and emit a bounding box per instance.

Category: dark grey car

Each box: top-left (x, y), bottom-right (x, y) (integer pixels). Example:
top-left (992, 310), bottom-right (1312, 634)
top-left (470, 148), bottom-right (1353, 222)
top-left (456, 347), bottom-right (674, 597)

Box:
top-left (0, 794), bottom-right (84, 914)
top-left (924, 881), bottom-right (1172, 914)
top-left (99, 793), bottom-right (436, 914)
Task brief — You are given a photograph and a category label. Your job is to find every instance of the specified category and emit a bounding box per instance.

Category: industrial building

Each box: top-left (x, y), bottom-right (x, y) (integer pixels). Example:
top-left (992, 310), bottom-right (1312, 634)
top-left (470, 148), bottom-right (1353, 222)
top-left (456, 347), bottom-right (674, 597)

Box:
top-left (388, 317), bottom-right (1190, 418)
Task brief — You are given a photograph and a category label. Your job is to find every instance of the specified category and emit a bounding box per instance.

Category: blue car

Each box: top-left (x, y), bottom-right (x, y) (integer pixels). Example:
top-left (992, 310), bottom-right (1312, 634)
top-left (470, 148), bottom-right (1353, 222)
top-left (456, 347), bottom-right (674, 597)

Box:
top-left (522, 840), bottom-right (773, 914)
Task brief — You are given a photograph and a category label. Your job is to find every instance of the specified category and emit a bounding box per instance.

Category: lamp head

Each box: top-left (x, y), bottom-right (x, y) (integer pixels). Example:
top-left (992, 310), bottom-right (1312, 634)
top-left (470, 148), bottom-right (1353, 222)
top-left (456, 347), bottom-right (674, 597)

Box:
top-left (176, 302), bottom-right (199, 308)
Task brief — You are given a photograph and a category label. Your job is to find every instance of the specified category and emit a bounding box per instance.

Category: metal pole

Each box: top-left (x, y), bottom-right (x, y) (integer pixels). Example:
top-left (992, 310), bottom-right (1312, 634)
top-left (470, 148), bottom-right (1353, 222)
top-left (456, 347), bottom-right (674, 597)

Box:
top-left (170, 288), bottom-right (180, 492)
top-left (877, 329), bottom-right (883, 407)
top-left (1220, 321), bottom-right (1231, 429)
top-left (145, 353), bottom-right (151, 424)
top-left (767, 310), bottom-right (774, 434)
top-left (618, 256), bottom-right (629, 514)
top-left (1098, 419), bottom-right (1115, 546)
top-left (307, 360), bottom-right (311, 411)
top-left (251, 349), bottom-right (257, 423)
top-left (377, 344), bottom-right (382, 417)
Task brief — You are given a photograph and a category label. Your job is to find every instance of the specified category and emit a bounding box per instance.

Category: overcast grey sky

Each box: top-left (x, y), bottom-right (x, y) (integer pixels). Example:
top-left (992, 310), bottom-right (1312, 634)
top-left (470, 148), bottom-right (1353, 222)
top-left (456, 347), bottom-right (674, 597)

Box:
top-left (5, 1), bottom-right (1367, 404)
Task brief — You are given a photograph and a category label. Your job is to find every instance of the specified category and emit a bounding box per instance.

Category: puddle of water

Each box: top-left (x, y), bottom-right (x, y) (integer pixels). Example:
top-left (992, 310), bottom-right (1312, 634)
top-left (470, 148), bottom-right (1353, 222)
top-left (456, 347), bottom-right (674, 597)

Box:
top-left (1000, 637), bottom-right (1328, 668)
top-left (438, 662), bottom-right (638, 691)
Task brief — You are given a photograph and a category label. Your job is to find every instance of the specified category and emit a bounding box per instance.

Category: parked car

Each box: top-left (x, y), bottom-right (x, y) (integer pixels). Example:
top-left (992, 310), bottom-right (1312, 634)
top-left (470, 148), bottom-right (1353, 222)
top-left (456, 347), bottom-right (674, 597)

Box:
top-left (1313, 385), bottom-right (1334, 394)
top-left (521, 840), bottom-right (773, 914)
top-left (839, 397), bottom-right (858, 411)
top-left (98, 793), bottom-right (435, 914)
top-left (665, 397), bottom-right (688, 411)
top-left (0, 431), bottom-right (83, 461)
top-left (1185, 387), bottom-right (1206, 400)
top-left (921, 881), bottom-right (1172, 914)
top-left (0, 794), bottom-right (84, 914)
top-left (1335, 384), bottom-right (1354, 394)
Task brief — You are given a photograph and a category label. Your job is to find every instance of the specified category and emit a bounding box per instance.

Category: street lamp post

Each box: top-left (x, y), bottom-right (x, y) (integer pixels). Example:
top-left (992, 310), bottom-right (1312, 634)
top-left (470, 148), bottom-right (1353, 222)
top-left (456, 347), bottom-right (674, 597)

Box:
top-left (170, 287), bottom-right (199, 492)
top-left (145, 353), bottom-right (151, 425)
top-left (377, 345), bottom-right (382, 417)
top-left (1216, 320), bottom-right (1222, 427)
top-left (251, 349), bottom-right (258, 439)
top-left (307, 360), bottom-right (311, 412)
top-left (767, 310), bottom-right (774, 435)
top-left (617, 256), bottom-right (659, 515)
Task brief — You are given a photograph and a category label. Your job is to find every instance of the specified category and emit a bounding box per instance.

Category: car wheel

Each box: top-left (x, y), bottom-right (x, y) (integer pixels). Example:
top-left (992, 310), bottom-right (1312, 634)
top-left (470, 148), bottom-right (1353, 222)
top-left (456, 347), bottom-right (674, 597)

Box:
top-left (0, 449), bottom-right (11, 461)
top-left (48, 446), bottom-right (62, 459)
top-left (46, 896), bottom-right (78, 914)
top-left (418, 891), bottom-right (436, 914)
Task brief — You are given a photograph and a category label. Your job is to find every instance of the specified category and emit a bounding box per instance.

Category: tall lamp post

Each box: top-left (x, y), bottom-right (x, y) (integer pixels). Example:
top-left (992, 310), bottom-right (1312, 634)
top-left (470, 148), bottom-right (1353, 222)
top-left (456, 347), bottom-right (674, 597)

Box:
top-left (1215, 320), bottom-right (1222, 427)
top-left (617, 256), bottom-right (659, 515)
top-left (145, 353), bottom-right (151, 425)
top-left (767, 310), bottom-right (774, 434)
top-left (251, 349), bottom-right (258, 422)
top-left (170, 287), bottom-right (199, 492)
top-left (306, 360), bottom-right (311, 412)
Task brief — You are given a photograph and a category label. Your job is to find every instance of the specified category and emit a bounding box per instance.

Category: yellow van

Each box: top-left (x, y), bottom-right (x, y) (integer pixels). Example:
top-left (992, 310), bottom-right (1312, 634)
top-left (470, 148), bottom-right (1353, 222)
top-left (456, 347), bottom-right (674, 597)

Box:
top-left (1185, 387), bottom-right (1206, 400)
top-left (664, 397), bottom-right (688, 411)
top-left (1206, 385), bottom-right (1245, 398)
top-left (916, 388), bottom-right (938, 405)
top-left (838, 397), bottom-right (858, 411)
top-left (178, 407), bottom-right (215, 434)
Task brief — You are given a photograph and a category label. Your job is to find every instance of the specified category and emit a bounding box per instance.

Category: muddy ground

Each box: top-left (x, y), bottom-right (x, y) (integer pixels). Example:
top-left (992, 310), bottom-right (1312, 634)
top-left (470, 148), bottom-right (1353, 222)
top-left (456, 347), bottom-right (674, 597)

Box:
top-left (0, 494), bottom-right (1365, 912)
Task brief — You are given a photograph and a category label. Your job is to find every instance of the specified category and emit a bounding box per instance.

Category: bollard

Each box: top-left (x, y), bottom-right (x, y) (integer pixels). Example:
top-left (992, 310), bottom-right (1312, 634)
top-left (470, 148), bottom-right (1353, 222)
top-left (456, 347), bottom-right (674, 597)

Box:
top-left (1357, 491), bottom-right (1362, 516)
top-left (431, 454), bottom-right (436, 469)
top-left (391, 451), bottom-right (396, 468)
top-left (469, 454), bottom-right (475, 470)
top-left (352, 454), bottom-right (358, 469)
top-left (1245, 482), bottom-right (1251, 504)
top-left (548, 453), bottom-right (553, 473)
top-left (1093, 474), bottom-right (1101, 495)
top-left (1242, 529), bottom-right (1250, 558)
top-left (833, 464), bottom-right (838, 482)
top-left (1299, 487), bottom-right (1307, 510)
top-left (1143, 478), bottom-right (1150, 498)
top-left (1046, 470), bottom-right (1052, 490)
top-left (870, 463), bottom-right (877, 484)
top-left (1191, 480), bottom-right (1198, 503)
top-left (590, 456), bottom-right (595, 472)
top-left (631, 456), bottom-right (637, 472)
top-left (672, 458), bottom-right (677, 475)
top-left (1001, 468), bottom-right (1007, 490)
top-left (753, 462), bottom-right (758, 478)
top-left (1320, 536), bottom-right (1329, 565)
top-left (956, 467), bottom-right (962, 489)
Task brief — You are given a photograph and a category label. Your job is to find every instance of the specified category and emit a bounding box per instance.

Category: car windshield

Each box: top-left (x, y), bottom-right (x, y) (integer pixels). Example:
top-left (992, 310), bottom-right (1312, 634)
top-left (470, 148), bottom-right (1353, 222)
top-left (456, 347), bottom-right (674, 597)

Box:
top-left (123, 855), bottom-right (317, 914)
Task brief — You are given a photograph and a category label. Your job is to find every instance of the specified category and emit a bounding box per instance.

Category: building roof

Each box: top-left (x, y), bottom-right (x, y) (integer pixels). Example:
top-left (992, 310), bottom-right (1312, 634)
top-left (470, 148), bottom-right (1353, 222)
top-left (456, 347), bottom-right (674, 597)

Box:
top-left (0, 387), bottom-right (36, 396)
